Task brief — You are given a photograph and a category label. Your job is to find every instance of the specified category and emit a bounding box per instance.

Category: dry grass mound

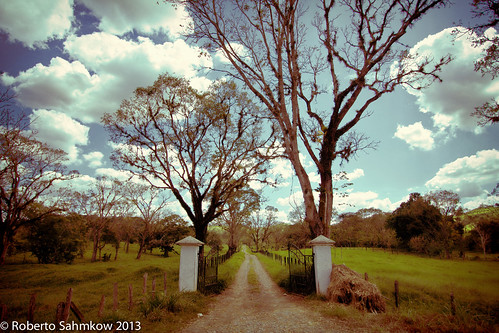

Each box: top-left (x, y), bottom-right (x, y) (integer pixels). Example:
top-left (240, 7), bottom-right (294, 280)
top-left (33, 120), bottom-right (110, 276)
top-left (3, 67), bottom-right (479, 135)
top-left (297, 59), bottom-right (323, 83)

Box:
top-left (326, 264), bottom-right (386, 313)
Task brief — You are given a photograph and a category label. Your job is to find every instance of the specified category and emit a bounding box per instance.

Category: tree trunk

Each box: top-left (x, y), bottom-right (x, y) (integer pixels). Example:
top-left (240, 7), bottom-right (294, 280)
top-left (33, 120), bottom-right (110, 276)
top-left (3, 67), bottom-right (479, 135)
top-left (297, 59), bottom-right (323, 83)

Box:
top-left (136, 238), bottom-right (145, 259)
top-left (91, 231), bottom-right (100, 262)
top-left (0, 235), bottom-right (9, 265)
top-left (287, 146), bottom-right (322, 238)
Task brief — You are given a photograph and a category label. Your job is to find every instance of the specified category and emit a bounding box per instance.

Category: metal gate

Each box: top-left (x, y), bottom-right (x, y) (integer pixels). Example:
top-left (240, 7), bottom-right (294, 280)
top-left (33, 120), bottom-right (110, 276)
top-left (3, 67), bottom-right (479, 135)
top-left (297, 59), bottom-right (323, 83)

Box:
top-left (287, 244), bottom-right (315, 294)
top-left (198, 252), bottom-right (219, 293)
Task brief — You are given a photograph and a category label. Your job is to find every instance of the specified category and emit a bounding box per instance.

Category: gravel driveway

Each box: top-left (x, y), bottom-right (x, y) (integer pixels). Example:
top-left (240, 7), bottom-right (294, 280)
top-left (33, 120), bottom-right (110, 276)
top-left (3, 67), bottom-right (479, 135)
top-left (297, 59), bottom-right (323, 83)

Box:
top-left (181, 252), bottom-right (355, 333)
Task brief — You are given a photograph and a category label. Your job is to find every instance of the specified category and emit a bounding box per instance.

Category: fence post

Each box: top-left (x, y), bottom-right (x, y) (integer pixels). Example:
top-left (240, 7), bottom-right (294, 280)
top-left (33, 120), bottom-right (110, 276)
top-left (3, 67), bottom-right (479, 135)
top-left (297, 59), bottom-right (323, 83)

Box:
top-left (98, 296), bottom-right (105, 318)
top-left (143, 273), bottom-right (148, 295)
top-left (394, 280), bottom-right (399, 308)
top-left (163, 272), bottom-right (167, 295)
top-left (450, 292), bottom-right (456, 316)
top-left (28, 293), bottom-right (36, 322)
top-left (61, 288), bottom-right (73, 322)
top-left (113, 283), bottom-right (118, 311)
top-left (0, 304), bottom-right (6, 322)
top-left (128, 285), bottom-right (133, 310)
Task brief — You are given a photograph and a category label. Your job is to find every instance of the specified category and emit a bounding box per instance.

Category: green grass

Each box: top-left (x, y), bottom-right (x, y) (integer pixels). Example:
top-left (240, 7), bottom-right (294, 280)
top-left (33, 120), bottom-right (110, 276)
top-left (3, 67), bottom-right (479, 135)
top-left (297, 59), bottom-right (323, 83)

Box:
top-left (0, 244), bottom-right (244, 332)
top-left (259, 248), bottom-right (499, 332)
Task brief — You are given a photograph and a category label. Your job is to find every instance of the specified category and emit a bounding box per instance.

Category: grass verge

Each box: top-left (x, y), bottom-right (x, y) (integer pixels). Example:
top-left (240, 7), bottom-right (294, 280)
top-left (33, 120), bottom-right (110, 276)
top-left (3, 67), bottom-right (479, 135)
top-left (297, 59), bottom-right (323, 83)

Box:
top-left (257, 248), bottom-right (499, 332)
top-left (0, 244), bottom-right (245, 333)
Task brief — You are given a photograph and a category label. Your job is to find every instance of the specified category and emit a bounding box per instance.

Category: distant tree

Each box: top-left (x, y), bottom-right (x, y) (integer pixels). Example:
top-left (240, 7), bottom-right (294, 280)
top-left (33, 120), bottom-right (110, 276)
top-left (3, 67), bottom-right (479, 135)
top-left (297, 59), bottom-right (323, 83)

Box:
top-left (386, 193), bottom-right (443, 252)
top-left (71, 177), bottom-right (127, 262)
top-left (466, 211), bottom-right (499, 257)
top-left (104, 75), bottom-right (279, 244)
top-left (0, 108), bottom-right (77, 265)
top-left (28, 213), bottom-right (84, 264)
top-left (424, 190), bottom-right (460, 217)
top-left (284, 204), bottom-right (312, 248)
top-left (149, 213), bottom-right (190, 257)
top-left (178, 0), bottom-right (451, 238)
top-left (125, 183), bottom-right (169, 259)
top-left (247, 206), bottom-right (279, 252)
top-left (217, 187), bottom-right (260, 254)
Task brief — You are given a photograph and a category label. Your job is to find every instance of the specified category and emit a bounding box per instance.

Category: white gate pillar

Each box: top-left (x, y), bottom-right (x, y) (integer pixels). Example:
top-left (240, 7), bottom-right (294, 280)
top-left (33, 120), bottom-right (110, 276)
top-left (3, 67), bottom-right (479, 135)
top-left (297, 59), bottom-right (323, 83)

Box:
top-left (176, 236), bottom-right (204, 292)
top-left (309, 235), bottom-right (335, 296)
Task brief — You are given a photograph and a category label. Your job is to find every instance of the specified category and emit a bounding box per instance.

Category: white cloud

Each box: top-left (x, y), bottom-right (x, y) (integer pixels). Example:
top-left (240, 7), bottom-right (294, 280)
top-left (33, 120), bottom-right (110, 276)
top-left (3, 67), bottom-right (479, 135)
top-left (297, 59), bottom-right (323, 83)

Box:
top-left (335, 191), bottom-right (403, 213)
top-left (0, 0), bottom-right (74, 48)
top-left (345, 169), bottom-right (364, 180)
top-left (83, 151), bottom-right (104, 168)
top-left (29, 109), bottom-right (89, 163)
top-left (402, 27), bottom-right (499, 134)
top-left (3, 57), bottom-right (101, 123)
top-left (270, 158), bottom-right (294, 180)
top-left (425, 149), bottom-right (499, 198)
top-left (4, 34), bottom-right (213, 124)
top-left (95, 168), bottom-right (134, 182)
top-left (80, 0), bottom-right (190, 37)
top-left (394, 122), bottom-right (435, 150)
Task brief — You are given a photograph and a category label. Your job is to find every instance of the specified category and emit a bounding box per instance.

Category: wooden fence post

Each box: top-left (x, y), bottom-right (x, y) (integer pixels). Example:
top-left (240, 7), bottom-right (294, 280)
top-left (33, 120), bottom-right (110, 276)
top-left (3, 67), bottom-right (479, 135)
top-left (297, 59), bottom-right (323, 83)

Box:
top-left (98, 296), bottom-right (105, 318)
top-left (70, 302), bottom-right (85, 322)
top-left (163, 272), bottom-right (167, 295)
top-left (128, 285), bottom-right (133, 311)
top-left (61, 288), bottom-right (73, 322)
top-left (28, 293), bottom-right (36, 322)
top-left (450, 292), bottom-right (456, 316)
top-left (0, 304), bottom-right (6, 322)
top-left (143, 273), bottom-right (148, 295)
top-left (55, 302), bottom-right (65, 323)
top-left (113, 283), bottom-right (118, 311)
top-left (364, 273), bottom-right (368, 281)
top-left (394, 280), bottom-right (399, 308)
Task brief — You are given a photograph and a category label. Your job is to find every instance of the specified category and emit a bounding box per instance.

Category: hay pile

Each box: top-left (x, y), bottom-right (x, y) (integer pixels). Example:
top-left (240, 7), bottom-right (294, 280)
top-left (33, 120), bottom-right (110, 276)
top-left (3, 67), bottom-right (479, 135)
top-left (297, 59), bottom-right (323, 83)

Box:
top-left (326, 264), bottom-right (386, 313)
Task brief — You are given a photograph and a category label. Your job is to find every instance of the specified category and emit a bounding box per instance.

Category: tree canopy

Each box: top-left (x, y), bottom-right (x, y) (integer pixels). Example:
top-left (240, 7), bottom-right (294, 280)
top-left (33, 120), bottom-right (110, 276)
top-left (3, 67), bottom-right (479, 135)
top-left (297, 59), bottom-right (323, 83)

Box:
top-left (103, 74), bottom-right (279, 242)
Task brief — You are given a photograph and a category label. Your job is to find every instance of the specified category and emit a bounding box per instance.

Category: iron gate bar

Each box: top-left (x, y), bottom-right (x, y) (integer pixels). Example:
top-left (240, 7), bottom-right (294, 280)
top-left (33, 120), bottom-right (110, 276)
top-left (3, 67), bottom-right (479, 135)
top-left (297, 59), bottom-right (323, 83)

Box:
top-left (287, 243), bottom-right (315, 294)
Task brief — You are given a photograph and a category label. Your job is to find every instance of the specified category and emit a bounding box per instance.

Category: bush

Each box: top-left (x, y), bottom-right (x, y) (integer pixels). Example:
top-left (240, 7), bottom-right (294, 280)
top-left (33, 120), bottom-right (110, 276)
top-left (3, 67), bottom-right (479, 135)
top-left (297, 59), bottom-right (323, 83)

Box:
top-left (28, 214), bottom-right (83, 264)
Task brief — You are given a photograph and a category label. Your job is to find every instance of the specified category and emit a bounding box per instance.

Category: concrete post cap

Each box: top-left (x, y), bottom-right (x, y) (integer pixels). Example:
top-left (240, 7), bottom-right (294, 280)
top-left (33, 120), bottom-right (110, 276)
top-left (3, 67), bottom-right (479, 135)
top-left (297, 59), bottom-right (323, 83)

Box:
top-left (309, 235), bottom-right (335, 246)
top-left (175, 236), bottom-right (205, 246)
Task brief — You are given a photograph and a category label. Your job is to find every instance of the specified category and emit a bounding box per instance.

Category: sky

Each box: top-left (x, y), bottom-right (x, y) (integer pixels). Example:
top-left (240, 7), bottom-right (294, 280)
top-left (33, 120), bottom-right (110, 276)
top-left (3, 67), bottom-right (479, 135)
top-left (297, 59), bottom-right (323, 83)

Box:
top-left (0, 0), bottom-right (498, 224)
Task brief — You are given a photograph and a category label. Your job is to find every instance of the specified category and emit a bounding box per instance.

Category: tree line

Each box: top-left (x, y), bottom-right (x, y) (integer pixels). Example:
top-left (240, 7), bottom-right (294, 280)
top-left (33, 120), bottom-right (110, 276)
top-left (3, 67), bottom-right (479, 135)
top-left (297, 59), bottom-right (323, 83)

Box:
top-left (331, 191), bottom-right (499, 258)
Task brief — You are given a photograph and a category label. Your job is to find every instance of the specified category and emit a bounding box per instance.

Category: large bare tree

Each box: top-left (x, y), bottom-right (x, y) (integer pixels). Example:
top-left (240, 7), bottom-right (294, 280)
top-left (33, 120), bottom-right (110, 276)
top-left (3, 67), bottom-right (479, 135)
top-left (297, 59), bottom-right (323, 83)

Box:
top-left (103, 74), bottom-right (279, 243)
top-left (177, 0), bottom-right (451, 237)
top-left (0, 107), bottom-right (77, 264)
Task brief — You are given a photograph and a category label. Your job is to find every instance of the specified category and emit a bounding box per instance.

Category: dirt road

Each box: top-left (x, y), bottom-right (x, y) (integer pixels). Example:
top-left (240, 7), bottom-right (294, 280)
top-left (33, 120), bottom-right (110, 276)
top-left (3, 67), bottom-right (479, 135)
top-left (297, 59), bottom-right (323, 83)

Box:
top-left (181, 252), bottom-right (354, 333)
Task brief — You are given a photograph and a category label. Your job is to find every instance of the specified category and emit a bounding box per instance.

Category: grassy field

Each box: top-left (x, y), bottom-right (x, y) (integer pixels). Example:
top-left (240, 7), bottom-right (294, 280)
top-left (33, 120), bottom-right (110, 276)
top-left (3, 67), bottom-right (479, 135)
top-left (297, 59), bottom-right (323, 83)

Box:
top-left (258, 247), bottom-right (499, 332)
top-left (0, 244), bottom-right (245, 332)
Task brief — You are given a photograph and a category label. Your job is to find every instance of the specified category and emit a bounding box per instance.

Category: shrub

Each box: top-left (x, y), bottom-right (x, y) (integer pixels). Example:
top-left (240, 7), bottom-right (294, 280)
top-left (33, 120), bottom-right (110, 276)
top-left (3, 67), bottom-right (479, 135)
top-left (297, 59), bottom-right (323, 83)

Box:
top-left (28, 214), bottom-right (83, 264)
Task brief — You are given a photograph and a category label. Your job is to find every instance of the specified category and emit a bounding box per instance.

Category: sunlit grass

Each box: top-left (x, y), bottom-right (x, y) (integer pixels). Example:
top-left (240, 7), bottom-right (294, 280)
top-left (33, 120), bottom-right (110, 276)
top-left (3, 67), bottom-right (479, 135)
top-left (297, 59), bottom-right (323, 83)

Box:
top-left (0, 243), bottom-right (244, 332)
top-left (260, 247), bottom-right (499, 332)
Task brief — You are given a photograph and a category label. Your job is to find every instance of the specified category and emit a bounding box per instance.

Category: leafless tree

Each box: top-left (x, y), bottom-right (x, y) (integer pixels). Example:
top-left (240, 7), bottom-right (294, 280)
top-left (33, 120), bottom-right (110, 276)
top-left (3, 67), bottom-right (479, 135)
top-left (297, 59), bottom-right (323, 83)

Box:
top-left (177, 0), bottom-right (451, 237)
top-left (217, 187), bottom-right (260, 253)
top-left (125, 182), bottom-right (169, 259)
top-left (247, 206), bottom-right (279, 252)
top-left (71, 176), bottom-right (127, 262)
top-left (103, 74), bottom-right (279, 243)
